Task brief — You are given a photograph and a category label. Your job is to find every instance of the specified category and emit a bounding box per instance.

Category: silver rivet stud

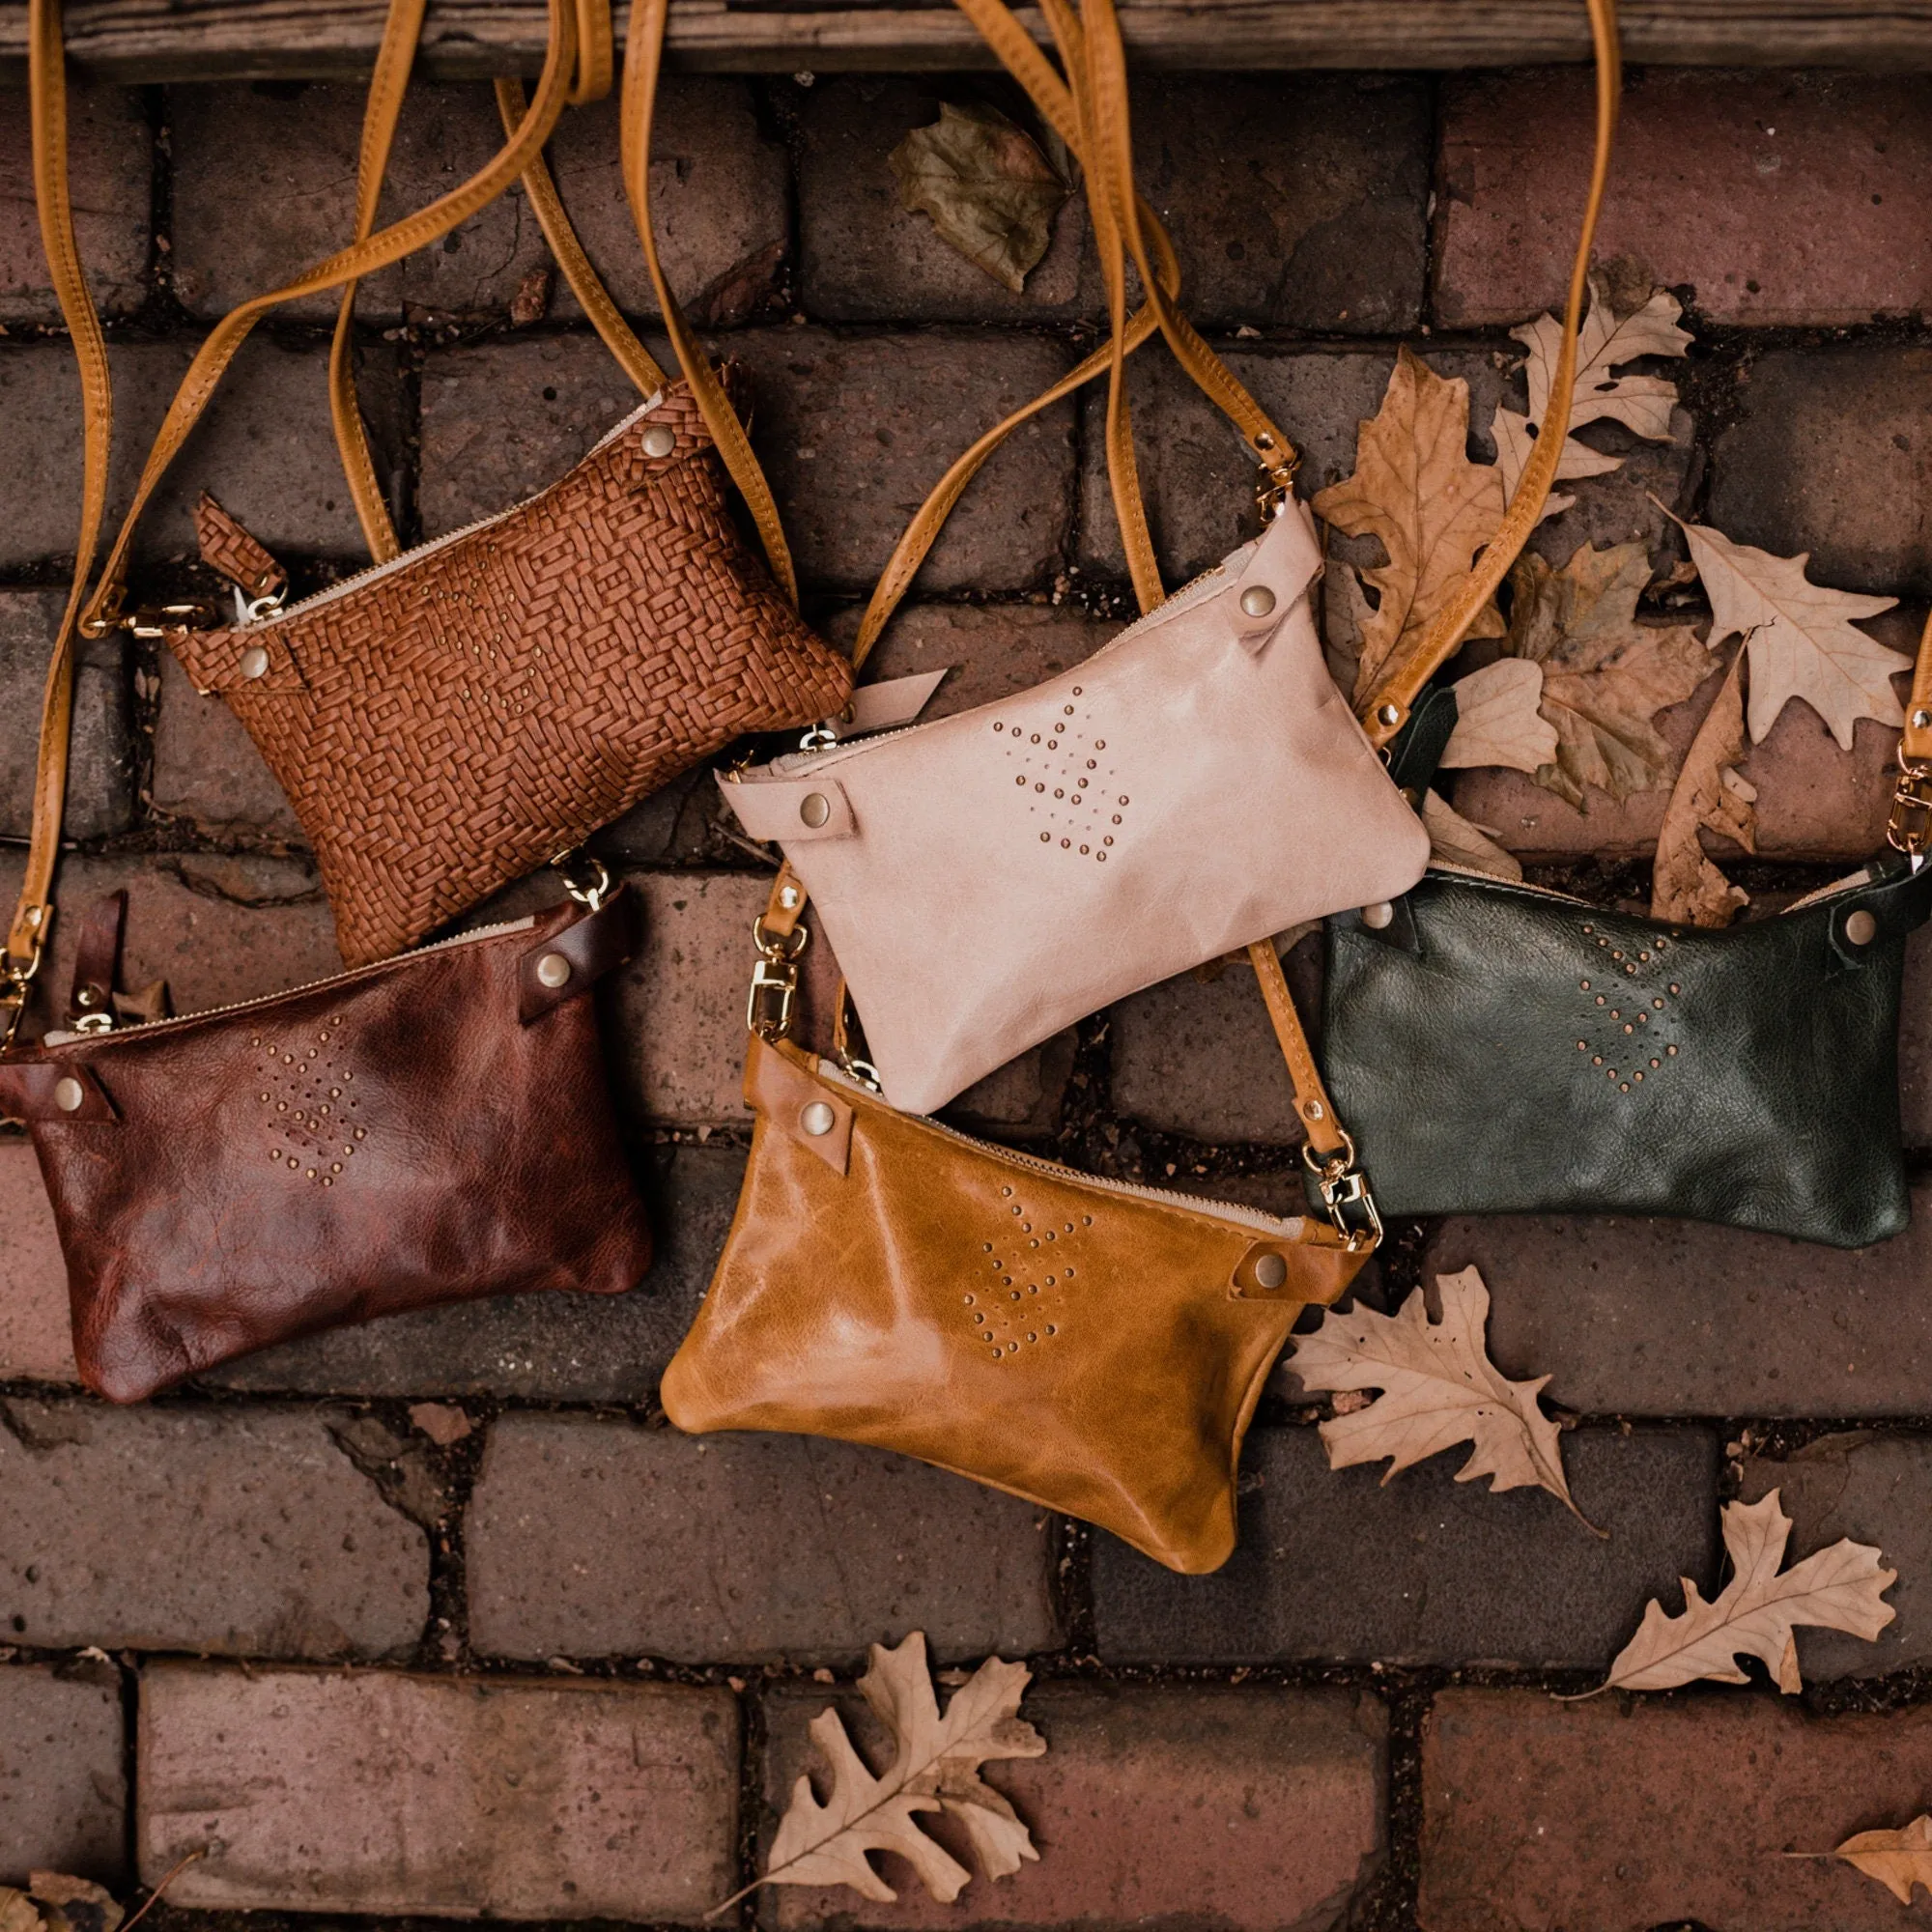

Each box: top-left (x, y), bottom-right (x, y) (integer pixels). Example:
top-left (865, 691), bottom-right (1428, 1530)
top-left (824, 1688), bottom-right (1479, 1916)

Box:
top-left (1846, 909), bottom-right (1879, 947)
top-left (779, 885), bottom-right (801, 911)
top-left (535, 952), bottom-right (572, 989)
top-left (1238, 584), bottom-right (1277, 619)
top-left (800, 1100), bottom-right (836, 1137)
top-left (240, 645), bottom-right (270, 681)
top-left (52, 1076), bottom-right (85, 1114)
top-left (1378, 702), bottom-right (1401, 727)
top-left (800, 792), bottom-right (831, 829)
top-left (1254, 1252), bottom-right (1289, 1290)
top-left (1362, 901), bottom-right (1395, 929)
top-left (1915, 709), bottom-right (1932, 729)
top-left (642, 424), bottom-right (676, 458)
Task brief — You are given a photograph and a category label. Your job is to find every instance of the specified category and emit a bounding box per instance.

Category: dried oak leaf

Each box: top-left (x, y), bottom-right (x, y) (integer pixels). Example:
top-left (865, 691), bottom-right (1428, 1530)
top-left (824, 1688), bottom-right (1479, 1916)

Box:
top-left (1288, 1266), bottom-right (1598, 1531)
top-left (1650, 649), bottom-right (1754, 928)
top-left (1826, 1815), bottom-right (1932, 1903)
top-left (724, 1631), bottom-right (1045, 1914)
top-left (1439, 656), bottom-right (1558, 774)
top-left (1587, 1488), bottom-right (1895, 1696)
top-left (1422, 789), bottom-right (1522, 880)
top-left (1314, 347), bottom-right (1505, 705)
top-left (1502, 541), bottom-right (1713, 809)
top-left (889, 101), bottom-right (1067, 295)
top-left (1676, 517), bottom-right (1907, 750)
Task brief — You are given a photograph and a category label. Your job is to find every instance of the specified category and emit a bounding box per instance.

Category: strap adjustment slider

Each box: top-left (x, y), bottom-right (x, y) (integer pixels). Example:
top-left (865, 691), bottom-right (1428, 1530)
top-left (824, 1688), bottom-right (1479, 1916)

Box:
top-left (1888, 753), bottom-right (1932, 856)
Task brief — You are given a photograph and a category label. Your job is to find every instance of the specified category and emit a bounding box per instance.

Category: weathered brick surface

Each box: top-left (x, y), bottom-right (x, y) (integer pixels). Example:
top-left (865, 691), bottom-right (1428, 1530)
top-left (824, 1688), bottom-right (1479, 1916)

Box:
top-left (1420, 1690), bottom-right (1932, 1932)
top-left (1094, 1426), bottom-right (1718, 1668)
top-left (0, 1143), bottom-right (77, 1385)
top-left (0, 1662), bottom-right (126, 1886)
top-left (0, 1401), bottom-right (428, 1657)
top-left (1424, 1184), bottom-right (1932, 1417)
top-left (759, 1681), bottom-right (1386, 1931)
top-left (1707, 346), bottom-right (1932, 598)
top-left (169, 80), bottom-right (786, 326)
top-left (0, 336), bottom-right (396, 573)
top-left (0, 591), bottom-right (132, 843)
top-left (419, 329), bottom-right (1078, 594)
top-left (141, 1664), bottom-right (738, 1920)
top-left (150, 647), bottom-right (306, 842)
top-left (0, 84), bottom-right (150, 324)
top-left (1436, 70), bottom-right (1932, 328)
top-left (1739, 1432), bottom-right (1932, 1680)
top-left (468, 1417), bottom-right (1061, 1665)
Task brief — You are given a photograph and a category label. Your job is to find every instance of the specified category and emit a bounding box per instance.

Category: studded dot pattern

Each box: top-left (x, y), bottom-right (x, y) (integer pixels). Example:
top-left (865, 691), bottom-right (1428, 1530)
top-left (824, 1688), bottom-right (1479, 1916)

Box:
top-left (990, 688), bottom-right (1125, 862)
top-left (1573, 924), bottom-right (1684, 1094)
top-left (255, 1019), bottom-right (361, 1187)
top-left (967, 1186), bottom-right (1095, 1359)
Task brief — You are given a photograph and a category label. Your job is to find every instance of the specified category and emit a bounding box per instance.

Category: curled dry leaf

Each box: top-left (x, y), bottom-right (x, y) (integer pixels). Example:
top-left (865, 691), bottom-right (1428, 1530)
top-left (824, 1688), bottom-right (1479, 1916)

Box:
top-left (1821, 1815), bottom-right (1932, 1903)
top-left (1422, 789), bottom-right (1522, 881)
top-left (1313, 347), bottom-right (1505, 706)
top-left (1650, 649), bottom-right (1753, 927)
top-left (0, 1878), bottom-right (124, 1932)
top-left (1288, 1265), bottom-right (1597, 1532)
top-left (1439, 657), bottom-right (1558, 774)
top-left (1674, 516), bottom-right (1907, 749)
top-left (1583, 1488), bottom-right (1895, 1697)
top-left (717, 1631), bottom-right (1044, 1915)
top-left (889, 101), bottom-right (1067, 295)
top-left (1502, 542), bottom-right (1713, 809)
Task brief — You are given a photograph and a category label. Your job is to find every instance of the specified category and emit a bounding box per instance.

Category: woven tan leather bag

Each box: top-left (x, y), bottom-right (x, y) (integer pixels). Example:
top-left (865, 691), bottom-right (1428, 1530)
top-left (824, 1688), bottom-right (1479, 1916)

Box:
top-left (76, 0), bottom-right (851, 968)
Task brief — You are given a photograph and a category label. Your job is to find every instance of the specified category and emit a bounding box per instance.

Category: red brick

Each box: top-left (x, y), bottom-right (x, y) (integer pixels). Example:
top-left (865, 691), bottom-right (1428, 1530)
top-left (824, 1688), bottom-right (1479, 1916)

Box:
top-left (0, 592), bottom-right (134, 842)
top-left (758, 1681), bottom-right (1386, 1931)
top-left (1435, 69), bottom-right (1932, 328)
top-left (142, 1665), bottom-right (737, 1918)
top-left (467, 1416), bottom-right (1061, 1665)
top-left (0, 1142), bottom-right (77, 1386)
top-left (169, 80), bottom-right (785, 326)
top-left (0, 1401), bottom-right (428, 1656)
top-left (150, 648), bottom-right (305, 844)
top-left (1421, 1690), bottom-right (1932, 1932)
top-left (0, 1662), bottom-right (125, 1886)
top-left (0, 83), bottom-right (150, 324)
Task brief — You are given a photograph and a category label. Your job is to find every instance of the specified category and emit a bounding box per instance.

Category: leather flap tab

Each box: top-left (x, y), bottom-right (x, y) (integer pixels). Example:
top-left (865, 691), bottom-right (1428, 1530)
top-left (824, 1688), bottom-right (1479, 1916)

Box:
top-left (1231, 1228), bottom-right (1362, 1306)
top-left (845, 668), bottom-right (949, 736)
top-left (717, 773), bottom-right (858, 844)
top-left (746, 1037), bottom-right (853, 1175)
top-left (169, 623), bottom-right (305, 696)
top-left (518, 888), bottom-right (639, 1023)
top-left (194, 493), bottom-right (288, 600)
top-left (0, 1058), bottom-right (118, 1123)
top-left (1224, 500), bottom-right (1322, 655)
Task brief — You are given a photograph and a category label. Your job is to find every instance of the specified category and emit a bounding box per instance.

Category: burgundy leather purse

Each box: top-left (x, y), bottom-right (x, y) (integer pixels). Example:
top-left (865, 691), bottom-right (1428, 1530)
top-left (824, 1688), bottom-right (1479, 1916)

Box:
top-left (0, 0), bottom-right (651, 1402)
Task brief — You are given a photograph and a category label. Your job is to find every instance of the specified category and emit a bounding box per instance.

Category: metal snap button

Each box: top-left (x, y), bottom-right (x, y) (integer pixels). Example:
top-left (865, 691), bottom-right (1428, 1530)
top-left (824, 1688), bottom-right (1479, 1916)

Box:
top-left (1254, 1252), bottom-right (1289, 1290)
top-left (1377, 702), bottom-right (1402, 727)
top-left (800, 792), bottom-right (832, 829)
top-left (800, 1100), bottom-right (837, 1137)
top-left (1915, 708), bottom-right (1932, 729)
top-left (642, 423), bottom-right (676, 459)
top-left (535, 952), bottom-right (573, 988)
top-left (1846, 909), bottom-right (1879, 947)
top-left (1361, 901), bottom-right (1395, 930)
top-left (53, 1076), bottom-right (84, 1114)
top-left (240, 645), bottom-right (270, 681)
top-left (1238, 584), bottom-right (1277, 619)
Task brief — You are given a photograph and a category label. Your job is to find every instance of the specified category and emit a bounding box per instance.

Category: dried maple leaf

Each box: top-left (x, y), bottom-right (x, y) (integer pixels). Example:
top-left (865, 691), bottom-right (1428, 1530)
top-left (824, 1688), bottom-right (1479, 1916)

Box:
top-left (721, 1632), bottom-right (1045, 1915)
top-left (1422, 789), bottom-right (1522, 881)
top-left (1314, 347), bottom-right (1505, 705)
top-left (1821, 1815), bottom-right (1932, 1903)
top-left (889, 101), bottom-right (1067, 295)
top-left (1650, 650), bottom-right (1753, 927)
top-left (1585, 1489), bottom-right (1895, 1696)
top-left (1439, 657), bottom-right (1558, 774)
top-left (1501, 542), bottom-right (1713, 809)
top-left (1675, 517), bottom-right (1907, 750)
top-left (1490, 407), bottom-right (1618, 521)
top-left (1288, 1266), bottom-right (1598, 1532)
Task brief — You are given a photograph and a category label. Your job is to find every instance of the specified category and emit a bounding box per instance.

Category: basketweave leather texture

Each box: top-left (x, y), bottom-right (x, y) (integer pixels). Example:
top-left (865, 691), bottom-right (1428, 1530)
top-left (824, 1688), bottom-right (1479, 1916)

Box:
top-left (1322, 860), bottom-right (1932, 1247)
top-left (0, 892), bottom-right (652, 1403)
top-left (661, 1036), bottom-right (1365, 1574)
top-left (716, 505), bottom-right (1430, 1115)
top-left (171, 376), bottom-right (853, 968)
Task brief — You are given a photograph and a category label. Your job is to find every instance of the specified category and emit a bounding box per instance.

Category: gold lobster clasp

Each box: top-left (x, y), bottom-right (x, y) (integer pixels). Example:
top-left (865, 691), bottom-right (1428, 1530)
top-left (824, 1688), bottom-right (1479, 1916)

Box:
top-left (1302, 1127), bottom-right (1384, 1255)
top-left (747, 917), bottom-right (809, 1043)
top-left (1253, 433), bottom-right (1299, 524)
top-left (1889, 751), bottom-right (1932, 856)
top-left (0, 922), bottom-right (46, 1053)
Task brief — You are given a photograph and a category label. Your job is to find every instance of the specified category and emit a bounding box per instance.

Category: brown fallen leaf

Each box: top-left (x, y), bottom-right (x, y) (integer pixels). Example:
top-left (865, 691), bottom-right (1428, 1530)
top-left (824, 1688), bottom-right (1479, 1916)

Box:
top-left (1314, 347), bottom-right (1505, 706)
top-left (1673, 516), bottom-right (1907, 750)
top-left (1580, 1489), bottom-right (1895, 1697)
top-left (509, 267), bottom-right (553, 327)
top-left (1439, 657), bottom-right (1558, 774)
top-left (715, 1631), bottom-right (1045, 1915)
top-left (1490, 407), bottom-right (1618, 521)
top-left (1650, 650), bottom-right (1753, 927)
top-left (1287, 1266), bottom-right (1598, 1532)
top-left (1502, 542), bottom-right (1713, 809)
top-left (889, 101), bottom-right (1067, 295)
top-left (1804, 1815), bottom-right (1932, 1903)
top-left (1422, 789), bottom-right (1522, 881)
top-left (1321, 556), bottom-right (1374, 696)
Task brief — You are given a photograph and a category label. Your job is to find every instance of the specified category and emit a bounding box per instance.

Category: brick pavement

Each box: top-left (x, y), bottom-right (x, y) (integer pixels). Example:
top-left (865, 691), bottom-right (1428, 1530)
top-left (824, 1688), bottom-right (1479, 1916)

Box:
top-left (2, 62), bottom-right (1932, 1932)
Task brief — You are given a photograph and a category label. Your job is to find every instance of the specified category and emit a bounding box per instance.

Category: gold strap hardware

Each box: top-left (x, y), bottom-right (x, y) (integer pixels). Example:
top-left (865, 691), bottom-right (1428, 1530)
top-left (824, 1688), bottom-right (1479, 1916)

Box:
top-left (1301, 1128), bottom-right (1384, 1255)
top-left (1888, 750), bottom-right (1932, 856)
top-left (1253, 436), bottom-right (1298, 523)
top-left (748, 917), bottom-right (809, 1043)
top-left (552, 849), bottom-right (612, 909)
top-left (0, 912), bottom-right (48, 1050)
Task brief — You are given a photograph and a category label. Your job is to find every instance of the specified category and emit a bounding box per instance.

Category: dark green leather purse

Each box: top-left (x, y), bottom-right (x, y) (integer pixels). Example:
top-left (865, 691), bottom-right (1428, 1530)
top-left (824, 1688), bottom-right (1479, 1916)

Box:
top-left (1319, 685), bottom-right (1932, 1248)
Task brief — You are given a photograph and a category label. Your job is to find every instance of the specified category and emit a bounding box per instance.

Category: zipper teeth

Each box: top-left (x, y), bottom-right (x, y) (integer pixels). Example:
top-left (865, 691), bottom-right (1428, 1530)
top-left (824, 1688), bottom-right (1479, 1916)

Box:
top-left (816, 1061), bottom-right (1302, 1236)
top-left (242, 397), bottom-right (662, 632)
top-left (761, 555), bottom-right (1237, 780)
top-left (1430, 861), bottom-right (1872, 918)
top-left (43, 915), bottom-right (537, 1047)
